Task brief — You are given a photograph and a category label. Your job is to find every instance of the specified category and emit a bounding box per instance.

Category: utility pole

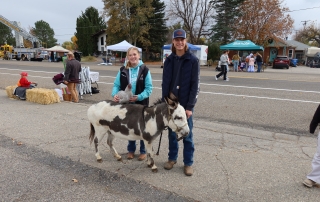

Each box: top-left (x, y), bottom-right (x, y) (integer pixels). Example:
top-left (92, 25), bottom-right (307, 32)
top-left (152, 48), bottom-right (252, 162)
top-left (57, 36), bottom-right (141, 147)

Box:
top-left (301, 20), bottom-right (310, 29)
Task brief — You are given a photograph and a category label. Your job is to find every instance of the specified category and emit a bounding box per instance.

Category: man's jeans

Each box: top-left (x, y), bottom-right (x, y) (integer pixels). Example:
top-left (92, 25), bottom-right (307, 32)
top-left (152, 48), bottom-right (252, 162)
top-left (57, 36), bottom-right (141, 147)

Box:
top-left (167, 115), bottom-right (194, 166)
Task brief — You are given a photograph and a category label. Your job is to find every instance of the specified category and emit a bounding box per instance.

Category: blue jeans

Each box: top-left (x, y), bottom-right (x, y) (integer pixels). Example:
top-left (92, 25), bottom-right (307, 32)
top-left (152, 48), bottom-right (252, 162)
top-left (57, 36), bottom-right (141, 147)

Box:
top-left (127, 140), bottom-right (146, 154)
top-left (167, 114), bottom-right (194, 166)
top-left (233, 60), bottom-right (239, 72)
top-left (257, 62), bottom-right (262, 72)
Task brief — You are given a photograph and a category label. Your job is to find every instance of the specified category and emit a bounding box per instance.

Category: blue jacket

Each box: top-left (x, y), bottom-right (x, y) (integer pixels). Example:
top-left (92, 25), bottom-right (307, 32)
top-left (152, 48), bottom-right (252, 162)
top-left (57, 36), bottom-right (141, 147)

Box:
top-left (162, 50), bottom-right (200, 111)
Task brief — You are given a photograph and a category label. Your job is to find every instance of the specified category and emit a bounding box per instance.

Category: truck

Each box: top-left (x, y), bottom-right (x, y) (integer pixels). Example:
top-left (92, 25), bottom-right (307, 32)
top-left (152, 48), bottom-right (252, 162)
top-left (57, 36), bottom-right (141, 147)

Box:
top-left (0, 44), bottom-right (43, 61)
top-left (0, 15), bottom-right (43, 61)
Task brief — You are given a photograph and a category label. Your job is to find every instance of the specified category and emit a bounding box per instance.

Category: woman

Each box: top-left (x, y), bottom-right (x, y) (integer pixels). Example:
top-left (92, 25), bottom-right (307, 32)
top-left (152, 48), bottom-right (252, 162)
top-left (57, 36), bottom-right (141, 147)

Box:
top-left (111, 47), bottom-right (153, 161)
top-left (215, 50), bottom-right (229, 81)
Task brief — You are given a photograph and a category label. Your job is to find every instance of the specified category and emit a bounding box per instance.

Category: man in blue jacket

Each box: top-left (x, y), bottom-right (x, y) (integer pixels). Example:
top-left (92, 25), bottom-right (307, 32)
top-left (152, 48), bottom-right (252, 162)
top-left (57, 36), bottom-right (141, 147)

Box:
top-left (162, 29), bottom-right (200, 176)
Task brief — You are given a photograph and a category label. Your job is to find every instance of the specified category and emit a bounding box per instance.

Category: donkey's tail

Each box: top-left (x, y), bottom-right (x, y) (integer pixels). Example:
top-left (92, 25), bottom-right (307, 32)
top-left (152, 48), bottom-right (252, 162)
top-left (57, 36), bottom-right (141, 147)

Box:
top-left (89, 123), bottom-right (95, 145)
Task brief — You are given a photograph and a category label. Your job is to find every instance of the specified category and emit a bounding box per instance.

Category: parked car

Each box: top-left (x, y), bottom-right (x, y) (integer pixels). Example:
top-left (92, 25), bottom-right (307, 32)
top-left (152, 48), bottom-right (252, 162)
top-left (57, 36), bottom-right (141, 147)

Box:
top-left (272, 55), bottom-right (289, 69)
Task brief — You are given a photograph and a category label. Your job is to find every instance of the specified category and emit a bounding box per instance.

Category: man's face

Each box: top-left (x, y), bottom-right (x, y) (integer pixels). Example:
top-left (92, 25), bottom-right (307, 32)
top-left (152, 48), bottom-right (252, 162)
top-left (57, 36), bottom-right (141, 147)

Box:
top-left (173, 38), bottom-right (186, 51)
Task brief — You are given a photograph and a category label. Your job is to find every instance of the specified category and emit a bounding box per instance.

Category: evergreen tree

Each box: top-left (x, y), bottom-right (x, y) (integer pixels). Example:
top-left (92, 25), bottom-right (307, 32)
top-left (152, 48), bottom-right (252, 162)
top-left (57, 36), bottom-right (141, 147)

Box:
top-left (138, 0), bottom-right (168, 54)
top-left (75, 7), bottom-right (106, 56)
top-left (210, 0), bottom-right (245, 44)
top-left (0, 23), bottom-right (15, 45)
top-left (32, 20), bottom-right (57, 48)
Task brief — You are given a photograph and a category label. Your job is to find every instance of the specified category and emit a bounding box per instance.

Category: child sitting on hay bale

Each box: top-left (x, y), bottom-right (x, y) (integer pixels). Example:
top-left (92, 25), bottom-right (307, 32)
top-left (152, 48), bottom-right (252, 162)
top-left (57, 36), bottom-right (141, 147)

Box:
top-left (17, 72), bottom-right (37, 88)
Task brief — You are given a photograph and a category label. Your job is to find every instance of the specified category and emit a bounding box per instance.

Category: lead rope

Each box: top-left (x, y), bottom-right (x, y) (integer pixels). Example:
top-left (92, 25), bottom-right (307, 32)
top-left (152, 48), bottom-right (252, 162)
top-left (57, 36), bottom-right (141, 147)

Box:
top-left (156, 108), bottom-right (171, 155)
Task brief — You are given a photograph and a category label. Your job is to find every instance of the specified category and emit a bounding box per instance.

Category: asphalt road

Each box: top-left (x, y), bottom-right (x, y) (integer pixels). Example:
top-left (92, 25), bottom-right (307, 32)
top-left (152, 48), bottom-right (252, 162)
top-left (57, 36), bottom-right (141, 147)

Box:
top-left (1, 60), bottom-right (320, 201)
top-left (0, 60), bottom-right (319, 136)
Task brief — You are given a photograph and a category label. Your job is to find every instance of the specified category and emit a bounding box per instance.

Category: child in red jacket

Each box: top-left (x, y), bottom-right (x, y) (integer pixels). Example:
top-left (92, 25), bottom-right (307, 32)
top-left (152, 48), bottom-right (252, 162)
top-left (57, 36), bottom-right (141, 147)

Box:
top-left (17, 72), bottom-right (37, 88)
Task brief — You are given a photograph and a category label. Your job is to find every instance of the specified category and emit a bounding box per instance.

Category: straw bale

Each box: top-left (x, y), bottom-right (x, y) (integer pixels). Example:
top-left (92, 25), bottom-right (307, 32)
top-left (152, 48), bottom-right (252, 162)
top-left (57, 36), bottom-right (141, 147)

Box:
top-left (26, 88), bottom-right (60, 105)
top-left (5, 85), bottom-right (19, 99)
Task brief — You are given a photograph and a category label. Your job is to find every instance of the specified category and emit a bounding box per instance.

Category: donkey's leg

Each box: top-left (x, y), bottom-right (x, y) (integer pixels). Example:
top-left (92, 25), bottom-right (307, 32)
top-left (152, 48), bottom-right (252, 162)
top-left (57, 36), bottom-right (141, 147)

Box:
top-left (94, 126), bottom-right (107, 162)
top-left (106, 131), bottom-right (122, 161)
top-left (144, 140), bottom-right (157, 172)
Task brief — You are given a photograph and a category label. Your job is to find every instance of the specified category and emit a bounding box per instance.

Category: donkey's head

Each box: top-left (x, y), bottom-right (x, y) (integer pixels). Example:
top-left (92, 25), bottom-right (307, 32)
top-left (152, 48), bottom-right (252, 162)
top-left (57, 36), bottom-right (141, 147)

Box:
top-left (164, 92), bottom-right (190, 140)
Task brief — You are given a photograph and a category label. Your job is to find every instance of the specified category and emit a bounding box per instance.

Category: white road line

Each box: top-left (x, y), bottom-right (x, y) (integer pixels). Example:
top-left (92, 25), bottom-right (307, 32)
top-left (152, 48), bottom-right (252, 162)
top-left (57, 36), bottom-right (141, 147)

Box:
top-left (201, 83), bottom-right (320, 94)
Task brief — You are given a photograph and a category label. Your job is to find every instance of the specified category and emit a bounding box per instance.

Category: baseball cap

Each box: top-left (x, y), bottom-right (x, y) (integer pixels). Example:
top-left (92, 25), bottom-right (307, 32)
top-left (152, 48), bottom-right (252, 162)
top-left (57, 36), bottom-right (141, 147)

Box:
top-left (172, 29), bottom-right (186, 39)
top-left (20, 72), bottom-right (28, 76)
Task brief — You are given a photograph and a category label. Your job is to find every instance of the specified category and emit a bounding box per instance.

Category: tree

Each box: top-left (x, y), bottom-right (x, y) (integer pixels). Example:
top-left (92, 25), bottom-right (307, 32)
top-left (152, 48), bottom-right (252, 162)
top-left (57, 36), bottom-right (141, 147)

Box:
top-left (137, 0), bottom-right (168, 56)
top-left (62, 41), bottom-right (73, 50)
top-left (294, 22), bottom-right (320, 47)
top-left (71, 36), bottom-right (78, 50)
top-left (232, 0), bottom-right (294, 45)
top-left (167, 0), bottom-right (215, 44)
top-left (32, 20), bottom-right (57, 48)
top-left (0, 23), bottom-right (15, 45)
top-left (103, 0), bottom-right (153, 46)
top-left (210, 0), bottom-right (245, 44)
top-left (75, 6), bottom-right (106, 56)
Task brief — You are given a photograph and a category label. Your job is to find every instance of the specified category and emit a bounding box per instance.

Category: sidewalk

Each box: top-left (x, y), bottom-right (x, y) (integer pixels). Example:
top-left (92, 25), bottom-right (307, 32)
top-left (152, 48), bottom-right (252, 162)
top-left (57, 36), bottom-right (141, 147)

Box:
top-left (0, 89), bottom-right (319, 201)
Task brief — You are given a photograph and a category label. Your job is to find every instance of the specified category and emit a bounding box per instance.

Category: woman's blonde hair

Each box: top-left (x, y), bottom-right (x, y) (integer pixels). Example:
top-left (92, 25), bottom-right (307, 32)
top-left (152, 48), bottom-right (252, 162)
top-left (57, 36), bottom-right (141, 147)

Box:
top-left (125, 47), bottom-right (140, 69)
top-left (171, 40), bottom-right (189, 53)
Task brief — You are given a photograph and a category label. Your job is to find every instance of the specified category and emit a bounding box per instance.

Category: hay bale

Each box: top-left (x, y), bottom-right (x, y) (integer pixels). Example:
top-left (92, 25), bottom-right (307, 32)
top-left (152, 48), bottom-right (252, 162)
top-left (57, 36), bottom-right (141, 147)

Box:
top-left (5, 85), bottom-right (19, 99)
top-left (26, 88), bottom-right (60, 105)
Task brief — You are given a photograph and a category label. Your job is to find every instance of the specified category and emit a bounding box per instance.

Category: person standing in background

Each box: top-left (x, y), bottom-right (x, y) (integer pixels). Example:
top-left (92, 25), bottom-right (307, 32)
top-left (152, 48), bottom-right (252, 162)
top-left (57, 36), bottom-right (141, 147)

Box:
top-left (255, 52), bottom-right (263, 72)
top-left (63, 52), bottom-right (81, 103)
top-left (232, 52), bottom-right (240, 72)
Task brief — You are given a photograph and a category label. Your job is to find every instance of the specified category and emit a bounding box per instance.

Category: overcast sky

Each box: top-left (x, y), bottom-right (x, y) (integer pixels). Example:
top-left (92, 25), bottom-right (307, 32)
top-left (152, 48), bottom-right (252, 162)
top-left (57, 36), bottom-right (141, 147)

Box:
top-left (0, 0), bottom-right (319, 46)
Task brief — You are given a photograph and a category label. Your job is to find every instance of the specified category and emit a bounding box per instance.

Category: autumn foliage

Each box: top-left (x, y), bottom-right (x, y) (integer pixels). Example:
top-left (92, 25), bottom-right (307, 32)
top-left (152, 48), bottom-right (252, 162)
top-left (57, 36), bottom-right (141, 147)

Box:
top-left (232, 0), bottom-right (294, 45)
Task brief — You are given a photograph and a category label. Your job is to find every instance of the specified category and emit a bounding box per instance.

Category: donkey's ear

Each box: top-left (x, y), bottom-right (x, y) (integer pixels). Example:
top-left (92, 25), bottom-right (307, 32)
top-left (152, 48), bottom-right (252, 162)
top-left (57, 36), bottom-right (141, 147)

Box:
top-left (168, 92), bottom-right (178, 101)
top-left (164, 93), bottom-right (178, 109)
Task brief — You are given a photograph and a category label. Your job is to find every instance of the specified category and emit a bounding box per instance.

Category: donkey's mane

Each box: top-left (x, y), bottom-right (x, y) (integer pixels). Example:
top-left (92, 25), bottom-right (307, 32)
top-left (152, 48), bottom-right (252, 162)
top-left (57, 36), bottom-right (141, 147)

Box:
top-left (150, 98), bottom-right (163, 107)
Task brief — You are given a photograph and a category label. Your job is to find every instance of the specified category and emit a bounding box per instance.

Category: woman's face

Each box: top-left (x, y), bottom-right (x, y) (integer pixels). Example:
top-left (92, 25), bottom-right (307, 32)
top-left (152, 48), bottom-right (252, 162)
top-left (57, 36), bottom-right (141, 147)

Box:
top-left (127, 49), bottom-right (140, 66)
top-left (173, 38), bottom-right (186, 51)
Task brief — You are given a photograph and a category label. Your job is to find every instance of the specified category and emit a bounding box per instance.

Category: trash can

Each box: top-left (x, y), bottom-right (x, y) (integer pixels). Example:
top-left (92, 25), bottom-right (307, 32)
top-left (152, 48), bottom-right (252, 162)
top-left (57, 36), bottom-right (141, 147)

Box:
top-left (291, 59), bottom-right (298, 66)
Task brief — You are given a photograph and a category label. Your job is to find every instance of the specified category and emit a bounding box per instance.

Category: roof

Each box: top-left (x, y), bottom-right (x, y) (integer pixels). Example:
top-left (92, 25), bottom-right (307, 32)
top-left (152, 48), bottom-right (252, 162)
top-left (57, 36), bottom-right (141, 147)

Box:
top-left (220, 40), bottom-right (264, 51)
top-left (92, 29), bottom-right (107, 37)
top-left (286, 40), bottom-right (310, 51)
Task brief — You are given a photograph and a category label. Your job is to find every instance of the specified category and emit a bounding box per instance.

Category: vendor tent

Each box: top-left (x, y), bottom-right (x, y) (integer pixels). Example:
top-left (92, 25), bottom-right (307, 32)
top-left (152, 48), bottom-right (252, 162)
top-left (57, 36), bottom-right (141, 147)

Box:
top-left (162, 43), bottom-right (201, 50)
top-left (45, 45), bottom-right (70, 53)
top-left (107, 40), bottom-right (142, 52)
top-left (220, 40), bottom-right (264, 51)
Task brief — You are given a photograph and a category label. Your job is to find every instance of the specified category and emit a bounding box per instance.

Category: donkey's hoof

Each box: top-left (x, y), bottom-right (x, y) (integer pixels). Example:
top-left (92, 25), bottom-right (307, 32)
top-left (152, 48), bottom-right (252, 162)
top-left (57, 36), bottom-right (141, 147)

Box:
top-left (147, 163), bottom-right (154, 168)
top-left (97, 159), bottom-right (103, 163)
top-left (117, 157), bottom-right (122, 161)
top-left (152, 168), bottom-right (158, 173)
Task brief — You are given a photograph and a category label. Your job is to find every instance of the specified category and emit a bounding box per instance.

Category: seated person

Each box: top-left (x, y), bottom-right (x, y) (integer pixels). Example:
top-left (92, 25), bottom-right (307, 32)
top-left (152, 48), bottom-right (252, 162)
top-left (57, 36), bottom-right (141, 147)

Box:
top-left (239, 62), bottom-right (246, 71)
top-left (17, 72), bottom-right (37, 88)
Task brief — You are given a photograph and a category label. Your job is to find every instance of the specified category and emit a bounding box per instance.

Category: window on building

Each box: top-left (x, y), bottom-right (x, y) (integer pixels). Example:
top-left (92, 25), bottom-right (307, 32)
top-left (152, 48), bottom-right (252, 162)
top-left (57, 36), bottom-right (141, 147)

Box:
top-left (288, 49), bottom-right (293, 58)
top-left (101, 37), bottom-right (104, 45)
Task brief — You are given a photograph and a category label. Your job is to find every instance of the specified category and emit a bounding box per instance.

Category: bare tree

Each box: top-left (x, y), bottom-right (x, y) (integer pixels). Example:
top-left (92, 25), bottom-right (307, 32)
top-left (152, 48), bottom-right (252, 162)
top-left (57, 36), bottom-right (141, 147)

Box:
top-left (167, 0), bottom-right (215, 44)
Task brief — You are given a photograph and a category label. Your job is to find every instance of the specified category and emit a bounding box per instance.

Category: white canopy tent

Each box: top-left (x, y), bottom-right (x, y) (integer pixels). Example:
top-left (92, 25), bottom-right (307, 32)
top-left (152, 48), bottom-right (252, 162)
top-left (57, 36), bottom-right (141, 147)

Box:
top-left (106, 40), bottom-right (142, 52)
top-left (44, 45), bottom-right (70, 53)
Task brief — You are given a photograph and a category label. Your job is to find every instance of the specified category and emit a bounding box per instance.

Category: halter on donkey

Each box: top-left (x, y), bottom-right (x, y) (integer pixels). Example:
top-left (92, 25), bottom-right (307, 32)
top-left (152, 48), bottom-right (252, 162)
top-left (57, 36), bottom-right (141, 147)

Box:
top-left (87, 92), bottom-right (190, 172)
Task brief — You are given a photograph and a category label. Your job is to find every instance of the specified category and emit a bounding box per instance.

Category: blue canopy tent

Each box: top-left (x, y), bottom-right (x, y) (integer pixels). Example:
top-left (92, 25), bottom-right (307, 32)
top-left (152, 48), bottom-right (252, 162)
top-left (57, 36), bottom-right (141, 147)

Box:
top-left (162, 43), bottom-right (201, 50)
top-left (220, 40), bottom-right (264, 51)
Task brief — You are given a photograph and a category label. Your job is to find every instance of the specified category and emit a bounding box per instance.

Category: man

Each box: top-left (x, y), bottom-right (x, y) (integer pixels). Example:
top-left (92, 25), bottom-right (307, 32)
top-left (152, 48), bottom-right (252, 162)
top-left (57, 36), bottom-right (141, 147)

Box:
top-left (162, 29), bottom-right (200, 176)
top-left (63, 52), bottom-right (81, 103)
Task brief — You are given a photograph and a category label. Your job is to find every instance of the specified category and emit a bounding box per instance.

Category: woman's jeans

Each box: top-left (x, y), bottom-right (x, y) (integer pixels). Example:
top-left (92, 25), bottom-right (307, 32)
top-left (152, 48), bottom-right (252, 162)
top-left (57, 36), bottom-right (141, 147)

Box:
top-left (167, 114), bottom-right (194, 166)
top-left (216, 65), bottom-right (227, 80)
top-left (233, 60), bottom-right (239, 72)
top-left (127, 140), bottom-right (146, 154)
